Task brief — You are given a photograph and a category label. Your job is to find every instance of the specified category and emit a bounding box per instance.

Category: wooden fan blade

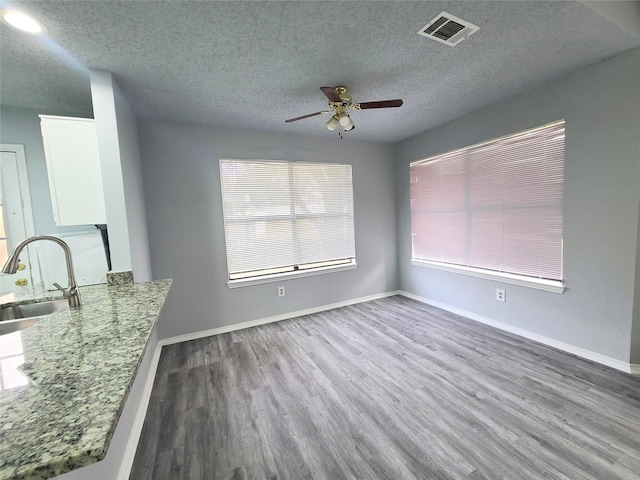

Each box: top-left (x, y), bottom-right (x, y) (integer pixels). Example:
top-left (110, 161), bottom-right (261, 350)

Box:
top-left (320, 86), bottom-right (342, 103)
top-left (357, 99), bottom-right (404, 109)
top-left (285, 111), bottom-right (327, 123)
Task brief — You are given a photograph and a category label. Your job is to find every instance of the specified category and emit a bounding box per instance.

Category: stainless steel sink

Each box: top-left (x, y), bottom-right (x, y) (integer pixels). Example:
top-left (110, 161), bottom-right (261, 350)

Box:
top-left (0, 299), bottom-right (68, 335)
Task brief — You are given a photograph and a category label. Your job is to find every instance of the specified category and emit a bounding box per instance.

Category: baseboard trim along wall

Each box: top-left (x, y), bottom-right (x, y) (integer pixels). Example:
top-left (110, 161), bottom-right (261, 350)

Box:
top-left (159, 290), bottom-right (401, 347)
top-left (119, 288), bottom-right (639, 477)
top-left (119, 290), bottom-right (399, 477)
top-left (399, 290), bottom-right (639, 375)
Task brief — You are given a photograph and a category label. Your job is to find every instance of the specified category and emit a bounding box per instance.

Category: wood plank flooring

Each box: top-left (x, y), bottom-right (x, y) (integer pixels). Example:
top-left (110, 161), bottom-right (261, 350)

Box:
top-left (130, 296), bottom-right (640, 479)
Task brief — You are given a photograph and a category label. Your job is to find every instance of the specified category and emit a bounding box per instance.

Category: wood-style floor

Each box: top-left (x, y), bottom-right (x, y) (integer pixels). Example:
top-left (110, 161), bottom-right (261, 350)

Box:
top-left (130, 296), bottom-right (640, 479)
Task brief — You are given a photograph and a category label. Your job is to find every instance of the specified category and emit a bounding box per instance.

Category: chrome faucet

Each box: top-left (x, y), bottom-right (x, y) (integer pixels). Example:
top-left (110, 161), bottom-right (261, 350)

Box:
top-left (2, 235), bottom-right (82, 308)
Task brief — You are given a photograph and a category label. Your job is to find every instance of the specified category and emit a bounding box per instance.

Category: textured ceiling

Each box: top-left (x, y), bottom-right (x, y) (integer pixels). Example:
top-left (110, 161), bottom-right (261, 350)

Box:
top-left (1, 1), bottom-right (639, 143)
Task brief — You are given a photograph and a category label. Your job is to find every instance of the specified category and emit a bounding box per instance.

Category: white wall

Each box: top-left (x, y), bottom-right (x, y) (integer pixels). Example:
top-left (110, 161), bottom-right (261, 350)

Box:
top-left (138, 122), bottom-right (398, 339)
top-left (395, 48), bottom-right (640, 364)
top-left (90, 70), bottom-right (152, 282)
top-left (113, 77), bottom-right (152, 283)
top-left (91, 71), bottom-right (132, 274)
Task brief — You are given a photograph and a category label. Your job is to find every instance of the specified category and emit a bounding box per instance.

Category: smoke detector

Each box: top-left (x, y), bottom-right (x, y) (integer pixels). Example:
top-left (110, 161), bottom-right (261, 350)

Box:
top-left (417, 11), bottom-right (480, 46)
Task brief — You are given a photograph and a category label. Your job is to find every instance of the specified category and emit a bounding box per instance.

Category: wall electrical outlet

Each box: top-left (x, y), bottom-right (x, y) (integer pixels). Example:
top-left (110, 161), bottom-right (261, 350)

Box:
top-left (496, 288), bottom-right (506, 302)
top-left (278, 286), bottom-right (285, 297)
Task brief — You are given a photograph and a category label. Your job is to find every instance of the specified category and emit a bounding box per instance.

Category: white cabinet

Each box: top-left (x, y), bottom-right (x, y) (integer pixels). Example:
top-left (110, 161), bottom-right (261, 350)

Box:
top-left (39, 115), bottom-right (107, 225)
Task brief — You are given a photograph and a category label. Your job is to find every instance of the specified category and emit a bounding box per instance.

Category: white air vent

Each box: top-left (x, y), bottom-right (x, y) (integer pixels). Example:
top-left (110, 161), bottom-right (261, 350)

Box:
top-left (417, 11), bottom-right (480, 46)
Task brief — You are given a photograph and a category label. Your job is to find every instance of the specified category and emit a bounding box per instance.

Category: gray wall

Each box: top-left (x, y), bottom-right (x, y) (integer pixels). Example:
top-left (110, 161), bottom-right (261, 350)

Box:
top-left (632, 188), bottom-right (640, 365)
top-left (0, 106), bottom-right (95, 236)
top-left (395, 48), bottom-right (640, 363)
top-left (138, 122), bottom-right (397, 339)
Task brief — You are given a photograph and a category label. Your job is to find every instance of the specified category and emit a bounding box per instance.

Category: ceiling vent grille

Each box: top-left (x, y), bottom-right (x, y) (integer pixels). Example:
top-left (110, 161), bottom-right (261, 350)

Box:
top-left (417, 11), bottom-right (480, 46)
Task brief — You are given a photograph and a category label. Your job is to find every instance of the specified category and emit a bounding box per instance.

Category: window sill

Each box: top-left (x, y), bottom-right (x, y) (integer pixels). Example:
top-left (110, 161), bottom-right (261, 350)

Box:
top-left (227, 262), bottom-right (357, 288)
top-left (411, 259), bottom-right (565, 293)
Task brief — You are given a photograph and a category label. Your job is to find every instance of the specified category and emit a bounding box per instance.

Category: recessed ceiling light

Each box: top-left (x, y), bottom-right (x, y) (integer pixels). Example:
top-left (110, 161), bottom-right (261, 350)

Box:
top-left (2, 10), bottom-right (46, 34)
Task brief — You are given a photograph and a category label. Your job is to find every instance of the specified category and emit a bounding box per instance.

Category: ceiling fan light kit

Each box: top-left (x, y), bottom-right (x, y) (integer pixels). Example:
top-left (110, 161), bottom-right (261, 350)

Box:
top-left (343, 117), bottom-right (354, 131)
top-left (338, 113), bottom-right (351, 127)
top-left (326, 115), bottom-right (339, 131)
top-left (286, 85), bottom-right (403, 138)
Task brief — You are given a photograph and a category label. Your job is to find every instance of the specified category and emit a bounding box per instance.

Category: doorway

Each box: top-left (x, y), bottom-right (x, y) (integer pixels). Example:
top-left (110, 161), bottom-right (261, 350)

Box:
top-left (0, 144), bottom-right (38, 295)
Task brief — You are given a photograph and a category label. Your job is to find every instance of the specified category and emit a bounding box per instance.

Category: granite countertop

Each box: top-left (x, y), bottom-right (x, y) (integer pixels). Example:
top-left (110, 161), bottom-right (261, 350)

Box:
top-left (0, 279), bottom-right (172, 480)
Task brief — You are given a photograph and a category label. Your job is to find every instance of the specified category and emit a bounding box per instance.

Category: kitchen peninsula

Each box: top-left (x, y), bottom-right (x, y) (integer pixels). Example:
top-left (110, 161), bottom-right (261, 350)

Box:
top-left (0, 278), bottom-right (171, 480)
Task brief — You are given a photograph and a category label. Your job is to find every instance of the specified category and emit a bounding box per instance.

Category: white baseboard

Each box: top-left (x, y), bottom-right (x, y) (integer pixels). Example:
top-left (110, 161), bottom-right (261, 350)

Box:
top-left (117, 290), bottom-right (399, 477)
top-left (117, 341), bottom-right (164, 480)
top-left (160, 290), bottom-right (400, 347)
top-left (399, 291), bottom-right (638, 375)
top-left (116, 289), bottom-right (638, 477)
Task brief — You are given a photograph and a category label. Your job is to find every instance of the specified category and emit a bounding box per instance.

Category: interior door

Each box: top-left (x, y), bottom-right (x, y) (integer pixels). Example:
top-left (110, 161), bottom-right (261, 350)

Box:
top-left (0, 147), bottom-right (37, 295)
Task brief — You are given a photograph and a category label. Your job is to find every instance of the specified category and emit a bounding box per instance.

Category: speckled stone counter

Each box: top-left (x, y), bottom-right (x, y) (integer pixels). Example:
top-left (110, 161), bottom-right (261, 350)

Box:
top-left (0, 279), bottom-right (171, 480)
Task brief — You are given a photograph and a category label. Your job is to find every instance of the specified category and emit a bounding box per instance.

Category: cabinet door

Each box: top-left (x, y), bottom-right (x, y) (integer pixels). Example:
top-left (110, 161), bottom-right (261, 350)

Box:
top-left (40, 115), bottom-right (107, 226)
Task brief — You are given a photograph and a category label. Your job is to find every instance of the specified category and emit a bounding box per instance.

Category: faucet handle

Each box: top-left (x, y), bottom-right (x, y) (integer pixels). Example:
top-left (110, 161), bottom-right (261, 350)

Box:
top-left (53, 282), bottom-right (81, 308)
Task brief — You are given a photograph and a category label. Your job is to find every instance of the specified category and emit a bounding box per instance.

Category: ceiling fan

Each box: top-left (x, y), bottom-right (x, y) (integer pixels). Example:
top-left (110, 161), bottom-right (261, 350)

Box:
top-left (285, 86), bottom-right (403, 138)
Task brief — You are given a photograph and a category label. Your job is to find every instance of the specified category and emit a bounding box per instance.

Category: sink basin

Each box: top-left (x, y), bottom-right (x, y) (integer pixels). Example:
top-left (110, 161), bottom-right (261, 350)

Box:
top-left (0, 317), bottom-right (43, 335)
top-left (0, 299), bottom-right (68, 335)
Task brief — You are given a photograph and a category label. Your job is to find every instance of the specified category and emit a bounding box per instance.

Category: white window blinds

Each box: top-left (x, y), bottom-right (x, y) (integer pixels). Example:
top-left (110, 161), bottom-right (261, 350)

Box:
top-left (410, 120), bottom-right (565, 281)
top-left (220, 159), bottom-right (356, 281)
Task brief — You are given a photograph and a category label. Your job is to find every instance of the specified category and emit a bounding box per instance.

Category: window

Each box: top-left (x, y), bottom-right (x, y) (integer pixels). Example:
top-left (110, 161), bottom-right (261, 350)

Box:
top-left (220, 159), bottom-right (356, 285)
top-left (410, 120), bottom-right (565, 290)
